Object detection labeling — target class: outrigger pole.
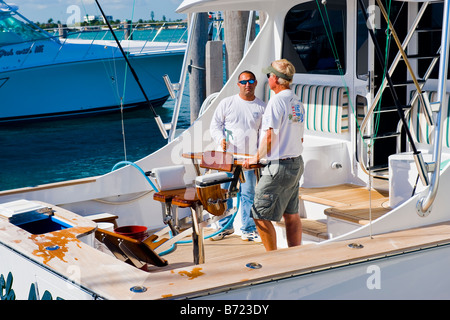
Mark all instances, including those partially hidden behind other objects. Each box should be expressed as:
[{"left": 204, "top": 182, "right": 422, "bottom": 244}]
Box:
[{"left": 94, "top": 0, "right": 168, "bottom": 139}]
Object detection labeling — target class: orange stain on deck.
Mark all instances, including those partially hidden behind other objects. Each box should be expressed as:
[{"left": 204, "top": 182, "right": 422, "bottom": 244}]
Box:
[
  {"left": 30, "top": 227, "right": 91, "bottom": 265},
  {"left": 178, "top": 267, "right": 204, "bottom": 280}
]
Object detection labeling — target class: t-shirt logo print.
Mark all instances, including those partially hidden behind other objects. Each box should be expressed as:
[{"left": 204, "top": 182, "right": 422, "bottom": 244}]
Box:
[{"left": 289, "top": 102, "right": 304, "bottom": 123}]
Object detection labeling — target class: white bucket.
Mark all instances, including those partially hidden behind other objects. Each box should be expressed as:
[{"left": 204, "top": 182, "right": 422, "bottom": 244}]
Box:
[{"left": 97, "top": 222, "right": 114, "bottom": 232}]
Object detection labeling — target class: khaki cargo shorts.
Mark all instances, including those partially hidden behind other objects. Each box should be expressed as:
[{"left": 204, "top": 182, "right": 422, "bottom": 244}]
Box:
[{"left": 251, "top": 155, "right": 304, "bottom": 222}]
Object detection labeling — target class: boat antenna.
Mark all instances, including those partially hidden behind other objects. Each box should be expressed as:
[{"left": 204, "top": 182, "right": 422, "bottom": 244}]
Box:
[{"left": 94, "top": 0, "right": 168, "bottom": 139}]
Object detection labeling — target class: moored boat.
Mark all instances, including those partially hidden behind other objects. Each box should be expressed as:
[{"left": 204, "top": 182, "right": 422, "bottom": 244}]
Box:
[{"left": 0, "top": 1, "right": 186, "bottom": 122}]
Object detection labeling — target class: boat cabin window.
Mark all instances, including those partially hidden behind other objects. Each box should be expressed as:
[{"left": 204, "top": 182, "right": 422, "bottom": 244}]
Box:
[
  {"left": 283, "top": 0, "right": 346, "bottom": 75},
  {"left": 0, "top": 12, "right": 45, "bottom": 46}
]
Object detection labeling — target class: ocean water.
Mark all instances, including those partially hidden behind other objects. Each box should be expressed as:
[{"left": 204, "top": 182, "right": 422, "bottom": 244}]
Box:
[
  {"left": 0, "top": 93, "right": 191, "bottom": 192},
  {"left": 0, "top": 28, "right": 192, "bottom": 192},
  {"left": 65, "top": 26, "right": 188, "bottom": 43}
]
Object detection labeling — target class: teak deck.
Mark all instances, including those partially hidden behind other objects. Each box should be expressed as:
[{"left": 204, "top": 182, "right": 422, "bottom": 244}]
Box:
[
  {"left": 99, "top": 221, "right": 450, "bottom": 299},
  {"left": 299, "top": 183, "right": 389, "bottom": 207},
  {"left": 300, "top": 183, "right": 391, "bottom": 224},
  {"left": 148, "top": 231, "right": 266, "bottom": 272},
  {"left": 3, "top": 199, "right": 450, "bottom": 299}
]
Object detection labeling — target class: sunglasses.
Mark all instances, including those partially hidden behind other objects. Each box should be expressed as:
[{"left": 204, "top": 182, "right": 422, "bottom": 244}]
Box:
[{"left": 238, "top": 79, "right": 256, "bottom": 85}]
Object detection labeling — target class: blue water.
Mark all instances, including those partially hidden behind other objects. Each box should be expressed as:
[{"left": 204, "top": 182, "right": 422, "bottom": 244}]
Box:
[
  {"left": 0, "top": 28, "right": 193, "bottom": 191},
  {"left": 65, "top": 27, "right": 188, "bottom": 43},
  {"left": 0, "top": 26, "right": 230, "bottom": 192},
  {"left": 0, "top": 93, "right": 191, "bottom": 191}
]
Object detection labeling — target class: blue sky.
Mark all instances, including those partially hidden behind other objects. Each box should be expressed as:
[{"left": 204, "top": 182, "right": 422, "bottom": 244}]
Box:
[{"left": 7, "top": 0, "right": 186, "bottom": 24}]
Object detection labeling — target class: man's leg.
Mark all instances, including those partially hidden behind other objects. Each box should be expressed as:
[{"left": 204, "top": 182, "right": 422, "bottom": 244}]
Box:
[
  {"left": 254, "top": 219, "right": 277, "bottom": 251},
  {"left": 240, "top": 170, "right": 257, "bottom": 233},
  {"left": 283, "top": 213, "right": 302, "bottom": 247}
]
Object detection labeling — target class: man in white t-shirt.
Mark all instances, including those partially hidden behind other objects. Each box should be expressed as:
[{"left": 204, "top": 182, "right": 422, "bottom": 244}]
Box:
[
  {"left": 209, "top": 70, "right": 266, "bottom": 241},
  {"left": 243, "top": 59, "right": 305, "bottom": 251}
]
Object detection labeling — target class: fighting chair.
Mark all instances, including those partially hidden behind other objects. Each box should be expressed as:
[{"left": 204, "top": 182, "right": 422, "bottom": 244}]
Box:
[{"left": 151, "top": 151, "right": 243, "bottom": 264}]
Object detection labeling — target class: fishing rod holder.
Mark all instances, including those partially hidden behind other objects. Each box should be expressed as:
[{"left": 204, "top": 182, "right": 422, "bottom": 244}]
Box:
[
  {"left": 155, "top": 116, "right": 169, "bottom": 139},
  {"left": 163, "top": 74, "right": 180, "bottom": 99}
]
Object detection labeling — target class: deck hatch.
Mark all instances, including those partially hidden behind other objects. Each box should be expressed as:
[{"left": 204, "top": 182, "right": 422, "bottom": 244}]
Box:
[{"left": 9, "top": 207, "right": 71, "bottom": 234}]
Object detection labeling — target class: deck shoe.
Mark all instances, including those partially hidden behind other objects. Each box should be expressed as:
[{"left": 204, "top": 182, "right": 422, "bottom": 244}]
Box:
[
  {"left": 241, "top": 231, "right": 262, "bottom": 242},
  {"left": 209, "top": 228, "right": 234, "bottom": 241}
]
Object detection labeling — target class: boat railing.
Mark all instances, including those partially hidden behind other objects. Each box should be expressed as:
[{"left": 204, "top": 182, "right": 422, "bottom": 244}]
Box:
[
  {"left": 358, "top": 2, "right": 431, "bottom": 179},
  {"left": 359, "top": 0, "right": 450, "bottom": 216},
  {"left": 56, "top": 22, "right": 187, "bottom": 56},
  {"left": 416, "top": 0, "right": 450, "bottom": 217},
  {"left": 2, "top": 22, "right": 187, "bottom": 69},
  {"left": 46, "top": 21, "right": 187, "bottom": 43}
]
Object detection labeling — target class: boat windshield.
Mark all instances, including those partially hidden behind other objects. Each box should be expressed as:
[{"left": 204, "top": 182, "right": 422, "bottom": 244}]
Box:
[{"left": 0, "top": 12, "right": 48, "bottom": 46}]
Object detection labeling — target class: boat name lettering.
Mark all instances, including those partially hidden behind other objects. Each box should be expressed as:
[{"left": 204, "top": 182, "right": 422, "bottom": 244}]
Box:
[
  {"left": 35, "top": 45, "right": 44, "bottom": 53},
  {"left": 15, "top": 47, "right": 32, "bottom": 55},
  {"left": 0, "top": 49, "right": 13, "bottom": 58},
  {"left": 0, "top": 45, "right": 44, "bottom": 59}
]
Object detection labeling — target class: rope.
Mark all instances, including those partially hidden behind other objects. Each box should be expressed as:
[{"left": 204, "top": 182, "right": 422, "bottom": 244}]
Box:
[
  {"left": 372, "top": 0, "right": 393, "bottom": 143},
  {"left": 314, "top": 0, "right": 359, "bottom": 137},
  {"left": 316, "top": 0, "right": 393, "bottom": 232},
  {"left": 119, "top": 0, "right": 136, "bottom": 161},
  {"left": 315, "top": 0, "right": 392, "bottom": 147},
  {"left": 80, "top": 0, "right": 135, "bottom": 161}
]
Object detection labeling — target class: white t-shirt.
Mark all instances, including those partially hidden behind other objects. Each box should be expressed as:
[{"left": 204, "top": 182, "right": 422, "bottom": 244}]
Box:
[
  {"left": 210, "top": 94, "right": 266, "bottom": 155},
  {"left": 260, "top": 89, "right": 305, "bottom": 160}
]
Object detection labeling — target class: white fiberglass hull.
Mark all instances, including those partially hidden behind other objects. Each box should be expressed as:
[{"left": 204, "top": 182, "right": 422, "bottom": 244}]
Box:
[
  {"left": 3, "top": 0, "right": 450, "bottom": 302},
  {"left": 0, "top": 241, "right": 98, "bottom": 300},
  {"left": 198, "top": 243, "right": 450, "bottom": 300},
  {"left": 0, "top": 52, "right": 183, "bottom": 122},
  {"left": 1, "top": 207, "right": 450, "bottom": 300}
]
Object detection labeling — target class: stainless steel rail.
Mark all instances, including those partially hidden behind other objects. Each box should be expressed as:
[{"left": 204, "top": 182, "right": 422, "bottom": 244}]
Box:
[
  {"left": 417, "top": 0, "right": 450, "bottom": 216},
  {"left": 359, "top": 2, "right": 430, "bottom": 177}
]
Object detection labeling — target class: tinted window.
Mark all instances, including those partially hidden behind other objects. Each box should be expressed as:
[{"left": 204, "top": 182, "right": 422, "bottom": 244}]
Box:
[{"left": 283, "top": 1, "right": 346, "bottom": 74}]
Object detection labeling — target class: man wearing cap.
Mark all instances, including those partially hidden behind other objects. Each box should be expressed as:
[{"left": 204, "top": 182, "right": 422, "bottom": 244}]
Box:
[
  {"left": 243, "top": 59, "right": 305, "bottom": 251},
  {"left": 209, "top": 70, "right": 266, "bottom": 242}
]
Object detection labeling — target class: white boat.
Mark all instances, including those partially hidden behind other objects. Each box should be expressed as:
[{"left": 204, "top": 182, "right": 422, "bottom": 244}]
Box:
[
  {"left": 1, "top": 0, "right": 450, "bottom": 301},
  {"left": 0, "top": 1, "right": 186, "bottom": 122}
]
